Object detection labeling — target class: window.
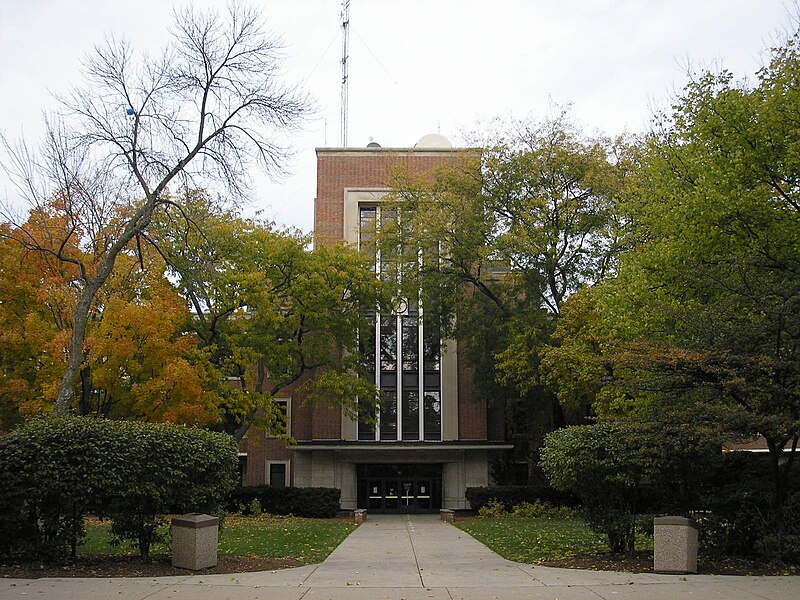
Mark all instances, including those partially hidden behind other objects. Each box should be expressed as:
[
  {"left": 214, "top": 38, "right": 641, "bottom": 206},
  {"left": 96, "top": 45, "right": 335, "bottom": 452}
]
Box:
[
  {"left": 238, "top": 453, "right": 248, "bottom": 486},
  {"left": 267, "top": 461, "right": 288, "bottom": 488},
  {"left": 357, "top": 205, "right": 442, "bottom": 441}
]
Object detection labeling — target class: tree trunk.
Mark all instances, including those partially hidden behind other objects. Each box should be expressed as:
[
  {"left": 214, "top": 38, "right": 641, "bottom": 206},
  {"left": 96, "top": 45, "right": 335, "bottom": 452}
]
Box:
[
  {"left": 53, "top": 200, "right": 157, "bottom": 415},
  {"left": 79, "top": 364, "right": 93, "bottom": 415},
  {"left": 54, "top": 280, "right": 101, "bottom": 415}
]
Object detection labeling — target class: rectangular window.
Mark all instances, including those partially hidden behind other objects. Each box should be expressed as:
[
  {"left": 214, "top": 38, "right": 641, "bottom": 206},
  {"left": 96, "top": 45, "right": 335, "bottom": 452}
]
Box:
[
  {"left": 359, "top": 206, "right": 377, "bottom": 270},
  {"left": 424, "top": 391, "right": 442, "bottom": 441},
  {"left": 380, "top": 390, "right": 397, "bottom": 441},
  {"left": 358, "top": 397, "right": 376, "bottom": 440},
  {"left": 423, "top": 316, "right": 441, "bottom": 372},
  {"left": 356, "top": 203, "right": 445, "bottom": 443},
  {"left": 380, "top": 316, "right": 397, "bottom": 372},
  {"left": 401, "top": 315, "right": 419, "bottom": 371},
  {"left": 268, "top": 462, "right": 287, "bottom": 488},
  {"left": 359, "top": 313, "right": 376, "bottom": 373},
  {"left": 357, "top": 311, "right": 377, "bottom": 439},
  {"left": 380, "top": 208, "right": 398, "bottom": 283},
  {"left": 402, "top": 389, "right": 419, "bottom": 440}
]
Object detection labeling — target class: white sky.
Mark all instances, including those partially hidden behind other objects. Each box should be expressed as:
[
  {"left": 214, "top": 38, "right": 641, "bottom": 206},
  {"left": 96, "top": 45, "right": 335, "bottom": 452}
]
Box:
[{"left": 0, "top": 0, "right": 794, "bottom": 232}]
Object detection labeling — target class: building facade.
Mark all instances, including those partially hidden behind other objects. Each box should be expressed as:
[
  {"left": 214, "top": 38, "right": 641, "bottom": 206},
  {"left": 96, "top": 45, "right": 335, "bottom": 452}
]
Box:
[{"left": 239, "top": 135, "right": 511, "bottom": 512}]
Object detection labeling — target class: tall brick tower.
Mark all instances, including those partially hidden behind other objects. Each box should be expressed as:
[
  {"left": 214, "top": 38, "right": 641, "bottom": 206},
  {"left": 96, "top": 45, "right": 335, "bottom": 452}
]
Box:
[{"left": 239, "top": 134, "right": 511, "bottom": 512}]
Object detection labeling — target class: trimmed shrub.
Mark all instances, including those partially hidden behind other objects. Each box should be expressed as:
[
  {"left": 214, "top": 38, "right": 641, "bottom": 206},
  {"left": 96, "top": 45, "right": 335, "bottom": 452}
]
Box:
[
  {"left": 511, "top": 501, "right": 577, "bottom": 520},
  {"left": 541, "top": 420, "right": 731, "bottom": 554},
  {"left": 228, "top": 486, "right": 341, "bottom": 518},
  {"left": 0, "top": 417, "right": 239, "bottom": 561},
  {"left": 0, "top": 417, "right": 130, "bottom": 560},
  {"left": 477, "top": 499, "right": 506, "bottom": 518},
  {"left": 282, "top": 487, "right": 341, "bottom": 518},
  {"left": 540, "top": 423, "right": 648, "bottom": 553},
  {"left": 465, "top": 485, "right": 577, "bottom": 513},
  {"left": 101, "top": 421, "right": 239, "bottom": 557},
  {"left": 698, "top": 452, "right": 800, "bottom": 560}
]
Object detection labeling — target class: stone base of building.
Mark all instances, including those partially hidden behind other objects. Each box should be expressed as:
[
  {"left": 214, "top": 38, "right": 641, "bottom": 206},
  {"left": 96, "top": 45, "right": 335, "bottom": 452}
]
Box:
[{"left": 291, "top": 442, "right": 509, "bottom": 511}]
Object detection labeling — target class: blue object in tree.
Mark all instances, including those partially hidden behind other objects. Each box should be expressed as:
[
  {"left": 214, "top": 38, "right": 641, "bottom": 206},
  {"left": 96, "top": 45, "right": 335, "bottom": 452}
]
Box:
[{"left": 126, "top": 107, "right": 135, "bottom": 116}]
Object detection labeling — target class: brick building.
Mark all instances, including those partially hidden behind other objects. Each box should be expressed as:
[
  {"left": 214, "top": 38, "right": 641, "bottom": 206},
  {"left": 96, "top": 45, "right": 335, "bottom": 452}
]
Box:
[{"left": 239, "top": 134, "right": 511, "bottom": 512}]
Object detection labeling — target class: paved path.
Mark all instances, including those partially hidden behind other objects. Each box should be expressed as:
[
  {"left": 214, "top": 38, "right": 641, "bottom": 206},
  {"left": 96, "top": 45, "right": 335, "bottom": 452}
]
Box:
[{"left": 2, "top": 514, "right": 799, "bottom": 599}]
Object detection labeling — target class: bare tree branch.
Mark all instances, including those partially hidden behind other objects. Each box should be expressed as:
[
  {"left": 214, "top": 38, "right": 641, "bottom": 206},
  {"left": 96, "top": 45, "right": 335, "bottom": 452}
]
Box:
[{"left": 0, "top": 3, "right": 310, "bottom": 414}]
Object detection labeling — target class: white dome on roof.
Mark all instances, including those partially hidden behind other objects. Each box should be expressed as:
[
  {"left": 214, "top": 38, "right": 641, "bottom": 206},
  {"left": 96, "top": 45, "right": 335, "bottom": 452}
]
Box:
[{"left": 414, "top": 134, "right": 452, "bottom": 148}]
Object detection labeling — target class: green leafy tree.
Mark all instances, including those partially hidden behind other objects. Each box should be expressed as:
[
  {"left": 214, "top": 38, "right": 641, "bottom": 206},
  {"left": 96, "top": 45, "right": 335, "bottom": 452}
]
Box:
[
  {"left": 541, "top": 422, "right": 646, "bottom": 553},
  {"left": 545, "top": 28, "right": 800, "bottom": 548},
  {"left": 623, "top": 32, "right": 800, "bottom": 501},
  {"left": 380, "top": 114, "right": 630, "bottom": 480},
  {"left": 150, "top": 194, "right": 388, "bottom": 441}
]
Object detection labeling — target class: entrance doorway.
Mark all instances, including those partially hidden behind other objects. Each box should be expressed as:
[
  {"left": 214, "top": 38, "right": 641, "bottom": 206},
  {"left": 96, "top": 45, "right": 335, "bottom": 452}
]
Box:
[{"left": 357, "top": 464, "right": 442, "bottom": 513}]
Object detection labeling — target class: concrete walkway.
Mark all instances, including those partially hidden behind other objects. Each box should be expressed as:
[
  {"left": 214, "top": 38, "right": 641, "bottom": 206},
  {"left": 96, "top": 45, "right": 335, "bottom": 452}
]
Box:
[{"left": 2, "top": 514, "right": 799, "bottom": 599}]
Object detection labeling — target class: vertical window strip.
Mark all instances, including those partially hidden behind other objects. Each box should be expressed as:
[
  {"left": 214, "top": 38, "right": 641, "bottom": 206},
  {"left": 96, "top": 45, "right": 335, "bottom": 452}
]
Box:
[
  {"left": 418, "top": 298, "right": 425, "bottom": 439},
  {"left": 358, "top": 203, "right": 444, "bottom": 442}
]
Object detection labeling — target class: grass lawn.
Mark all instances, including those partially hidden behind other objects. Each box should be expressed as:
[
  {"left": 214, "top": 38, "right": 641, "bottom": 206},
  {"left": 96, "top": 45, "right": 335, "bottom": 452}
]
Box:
[
  {"left": 80, "top": 515, "right": 356, "bottom": 565},
  {"left": 454, "top": 516, "right": 652, "bottom": 563}
]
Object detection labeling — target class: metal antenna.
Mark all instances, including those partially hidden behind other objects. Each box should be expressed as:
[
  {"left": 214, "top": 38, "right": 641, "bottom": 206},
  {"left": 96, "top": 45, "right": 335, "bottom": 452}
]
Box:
[{"left": 340, "top": 0, "right": 350, "bottom": 147}]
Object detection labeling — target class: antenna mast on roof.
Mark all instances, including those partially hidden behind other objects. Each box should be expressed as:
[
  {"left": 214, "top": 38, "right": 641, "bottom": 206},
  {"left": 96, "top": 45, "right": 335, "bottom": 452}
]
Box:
[{"left": 340, "top": 0, "right": 350, "bottom": 147}]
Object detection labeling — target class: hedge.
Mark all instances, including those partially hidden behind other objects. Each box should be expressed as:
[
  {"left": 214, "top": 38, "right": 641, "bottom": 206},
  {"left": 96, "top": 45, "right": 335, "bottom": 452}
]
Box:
[
  {"left": 541, "top": 421, "right": 734, "bottom": 554},
  {"left": 698, "top": 452, "right": 800, "bottom": 561},
  {"left": 0, "top": 417, "right": 239, "bottom": 561},
  {"left": 228, "top": 486, "right": 341, "bottom": 518},
  {"left": 465, "top": 485, "right": 577, "bottom": 513}
]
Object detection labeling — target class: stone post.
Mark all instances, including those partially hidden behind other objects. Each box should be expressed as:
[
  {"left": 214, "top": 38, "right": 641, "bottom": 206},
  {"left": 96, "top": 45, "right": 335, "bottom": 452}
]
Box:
[
  {"left": 172, "top": 513, "right": 219, "bottom": 570},
  {"left": 653, "top": 516, "right": 698, "bottom": 574}
]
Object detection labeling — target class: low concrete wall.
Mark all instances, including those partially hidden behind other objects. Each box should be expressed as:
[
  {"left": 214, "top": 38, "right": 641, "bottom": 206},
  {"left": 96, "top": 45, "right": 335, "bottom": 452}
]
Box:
[{"left": 441, "top": 508, "right": 475, "bottom": 522}]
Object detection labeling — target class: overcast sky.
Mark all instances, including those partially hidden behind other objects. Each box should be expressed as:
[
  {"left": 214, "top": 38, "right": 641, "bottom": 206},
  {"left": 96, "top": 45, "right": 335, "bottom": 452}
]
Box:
[{"left": 0, "top": 0, "right": 794, "bottom": 232}]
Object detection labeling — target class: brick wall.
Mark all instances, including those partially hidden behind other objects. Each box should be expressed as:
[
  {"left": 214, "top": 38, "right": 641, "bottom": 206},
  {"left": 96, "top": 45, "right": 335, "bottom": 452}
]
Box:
[
  {"left": 291, "top": 397, "right": 312, "bottom": 440},
  {"left": 316, "top": 146, "right": 488, "bottom": 443},
  {"left": 315, "top": 149, "right": 468, "bottom": 245},
  {"left": 312, "top": 400, "right": 342, "bottom": 439},
  {"left": 239, "top": 436, "right": 291, "bottom": 486},
  {"left": 457, "top": 342, "right": 488, "bottom": 440}
]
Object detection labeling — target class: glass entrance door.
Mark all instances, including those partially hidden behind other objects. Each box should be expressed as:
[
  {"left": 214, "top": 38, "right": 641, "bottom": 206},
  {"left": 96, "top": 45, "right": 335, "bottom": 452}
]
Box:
[
  {"left": 384, "top": 482, "right": 399, "bottom": 510},
  {"left": 416, "top": 480, "right": 432, "bottom": 510},
  {"left": 368, "top": 481, "right": 383, "bottom": 510},
  {"left": 401, "top": 481, "right": 414, "bottom": 512},
  {"left": 357, "top": 464, "right": 442, "bottom": 513}
]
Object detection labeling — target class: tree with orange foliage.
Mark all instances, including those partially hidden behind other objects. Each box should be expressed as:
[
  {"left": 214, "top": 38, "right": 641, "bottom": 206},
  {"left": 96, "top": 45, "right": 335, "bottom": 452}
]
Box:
[
  {"left": 0, "top": 213, "right": 222, "bottom": 428},
  {"left": 1, "top": 4, "right": 308, "bottom": 416}
]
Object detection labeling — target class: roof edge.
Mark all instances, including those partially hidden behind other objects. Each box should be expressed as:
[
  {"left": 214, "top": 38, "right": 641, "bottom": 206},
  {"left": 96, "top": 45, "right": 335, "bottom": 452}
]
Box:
[{"left": 315, "top": 147, "right": 476, "bottom": 155}]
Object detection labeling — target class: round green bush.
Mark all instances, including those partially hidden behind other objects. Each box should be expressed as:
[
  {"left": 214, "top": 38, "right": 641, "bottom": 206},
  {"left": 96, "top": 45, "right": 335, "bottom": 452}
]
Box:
[{"left": 0, "top": 417, "right": 238, "bottom": 560}]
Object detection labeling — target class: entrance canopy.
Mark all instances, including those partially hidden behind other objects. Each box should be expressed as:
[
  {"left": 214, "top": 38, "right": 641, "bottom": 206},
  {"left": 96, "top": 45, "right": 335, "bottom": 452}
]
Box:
[{"left": 292, "top": 440, "right": 513, "bottom": 452}]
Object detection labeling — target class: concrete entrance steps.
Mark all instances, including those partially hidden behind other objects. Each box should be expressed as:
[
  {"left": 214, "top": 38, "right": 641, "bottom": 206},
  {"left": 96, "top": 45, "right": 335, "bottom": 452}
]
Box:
[{"left": 2, "top": 513, "right": 800, "bottom": 599}]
